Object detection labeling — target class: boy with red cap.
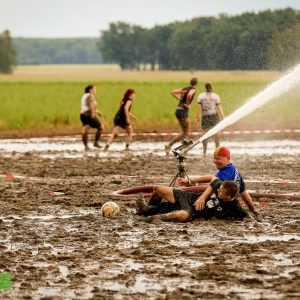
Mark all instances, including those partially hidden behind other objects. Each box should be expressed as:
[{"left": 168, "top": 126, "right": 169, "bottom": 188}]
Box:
[{"left": 176, "top": 146, "right": 259, "bottom": 217}]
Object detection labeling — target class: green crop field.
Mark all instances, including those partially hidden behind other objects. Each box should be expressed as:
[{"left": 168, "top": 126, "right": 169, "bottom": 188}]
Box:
[{"left": 0, "top": 65, "right": 298, "bottom": 135}]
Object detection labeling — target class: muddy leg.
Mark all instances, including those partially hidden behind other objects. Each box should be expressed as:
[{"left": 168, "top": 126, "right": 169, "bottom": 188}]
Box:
[
  {"left": 142, "top": 210, "right": 190, "bottom": 223},
  {"left": 167, "top": 117, "right": 189, "bottom": 148},
  {"left": 148, "top": 185, "right": 175, "bottom": 206},
  {"left": 82, "top": 125, "right": 89, "bottom": 150}
]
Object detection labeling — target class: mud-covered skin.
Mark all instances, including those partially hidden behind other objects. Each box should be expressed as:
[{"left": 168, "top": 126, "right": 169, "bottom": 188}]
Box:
[{"left": 0, "top": 150, "right": 299, "bottom": 299}]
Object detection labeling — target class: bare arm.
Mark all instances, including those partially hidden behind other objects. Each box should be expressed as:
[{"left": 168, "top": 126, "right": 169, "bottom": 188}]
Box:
[
  {"left": 129, "top": 112, "right": 137, "bottom": 120},
  {"left": 240, "top": 191, "right": 260, "bottom": 217},
  {"left": 124, "top": 100, "right": 132, "bottom": 123},
  {"left": 216, "top": 103, "right": 224, "bottom": 120},
  {"left": 194, "top": 185, "right": 213, "bottom": 211},
  {"left": 196, "top": 103, "right": 202, "bottom": 122},
  {"left": 176, "top": 175, "right": 214, "bottom": 186},
  {"left": 170, "top": 88, "right": 182, "bottom": 100},
  {"left": 96, "top": 109, "right": 103, "bottom": 117},
  {"left": 87, "top": 96, "right": 96, "bottom": 118},
  {"left": 184, "top": 89, "right": 196, "bottom": 109}
]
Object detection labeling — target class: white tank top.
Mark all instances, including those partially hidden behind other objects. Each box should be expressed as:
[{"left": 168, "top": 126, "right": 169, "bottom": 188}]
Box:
[{"left": 81, "top": 93, "right": 96, "bottom": 114}]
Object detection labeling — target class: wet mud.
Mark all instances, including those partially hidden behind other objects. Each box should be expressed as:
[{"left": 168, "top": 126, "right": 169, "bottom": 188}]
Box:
[{"left": 0, "top": 138, "right": 299, "bottom": 299}]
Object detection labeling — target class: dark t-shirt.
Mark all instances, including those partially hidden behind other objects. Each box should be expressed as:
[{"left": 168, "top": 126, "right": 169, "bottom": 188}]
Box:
[
  {"left": 199, "top": 179, "right": 247, "bottom": 220},
  {"left": 173, "top": 178, "right": 247, "bottom": 220}
]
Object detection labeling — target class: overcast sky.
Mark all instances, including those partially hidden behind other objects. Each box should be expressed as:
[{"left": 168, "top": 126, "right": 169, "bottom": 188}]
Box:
[{"left": 1, "top": 0, "right": 299, "bottom": 38}]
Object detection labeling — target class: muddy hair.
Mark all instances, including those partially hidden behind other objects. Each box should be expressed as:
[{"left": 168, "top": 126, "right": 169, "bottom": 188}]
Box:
[
  {"left": 85, "top": 85, "right": 94, "bottom": 93},
  {"left": 222, "top": 181, "right": 239, "bottom": 199},
  {"left": 205, "top": 82, "right": 213, "bottom": 92}
]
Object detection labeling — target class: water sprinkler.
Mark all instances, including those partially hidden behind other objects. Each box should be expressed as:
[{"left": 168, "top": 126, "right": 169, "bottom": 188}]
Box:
[
  {"left": 176, "top": 137, "right": 202, "bottom": 158},
  {"left": 169, "top": 139, "right": 194, "bottom": 186}
]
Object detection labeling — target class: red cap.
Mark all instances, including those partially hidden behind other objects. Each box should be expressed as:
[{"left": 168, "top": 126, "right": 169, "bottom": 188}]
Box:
[{"left": 214, "top": 146, "right": 230, "bottom": 158}]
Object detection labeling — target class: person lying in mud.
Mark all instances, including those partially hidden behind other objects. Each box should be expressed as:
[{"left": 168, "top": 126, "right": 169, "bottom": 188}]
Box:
[
  {"left": 176, "top": 146, "right": 260, "bottom": 217},
  {"left": 136, "top": 178, "right": 248, "bottom": 223}
]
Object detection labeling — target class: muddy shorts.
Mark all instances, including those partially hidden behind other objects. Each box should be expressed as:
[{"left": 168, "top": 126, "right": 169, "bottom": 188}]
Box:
[
  {"left": 114, "top": 112, "right": 130, "bottom": 129},
  {"left": 202, "top": 113, "right": 220, "bottom": 130},
  {"left": 80, "top": 113, "right": 101, "bottom": 128},
  {"left": 175, "top": 108, "right": 189, "bottom": 122},
  {"left": 173, "top": 188, "right": 201, "bottom": 220}
]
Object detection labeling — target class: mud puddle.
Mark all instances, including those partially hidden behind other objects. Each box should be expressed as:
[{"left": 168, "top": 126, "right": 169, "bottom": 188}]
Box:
[
  {"left": 0, "top": 137, "right": 300, "bottom": 159},
  {"left": 0, "top": 137, "right": 299, "bottom": 299}
]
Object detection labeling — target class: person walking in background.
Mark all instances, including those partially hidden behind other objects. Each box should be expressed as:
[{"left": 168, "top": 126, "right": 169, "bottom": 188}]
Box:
[
  {"left": 165, "top": 77, "right": 198, "bottom": 155},
  {"left": 80, "top": 85, "right": 103, "bottom": 151},
  {"left": 104, "top": 88, "right": 137, "bottom": 151},
  {"left": 196, "top": 82, "right": 224, "bottom": 156}
]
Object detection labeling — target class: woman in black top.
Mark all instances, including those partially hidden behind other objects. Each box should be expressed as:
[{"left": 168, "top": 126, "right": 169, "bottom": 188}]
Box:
[
  {"left": 165, "top": 78, "right": 198, "bottom": 155},
  {"left": 105, "top": 88, "right": 137, "bottom": 151}
]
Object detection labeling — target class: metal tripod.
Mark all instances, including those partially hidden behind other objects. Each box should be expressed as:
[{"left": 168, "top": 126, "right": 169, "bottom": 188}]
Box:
[{"left": 169, "top": 139, "right": 193, "bottom": 187}]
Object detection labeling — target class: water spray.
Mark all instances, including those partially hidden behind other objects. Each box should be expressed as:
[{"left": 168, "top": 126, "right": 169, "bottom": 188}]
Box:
[{"left": 175, "top": 63, "right": 300, "bottom": 158}]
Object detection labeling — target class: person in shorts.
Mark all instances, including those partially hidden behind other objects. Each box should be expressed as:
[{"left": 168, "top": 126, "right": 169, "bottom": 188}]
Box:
[
  {"left": 165, "top": 78, "right": 198, "bottom": 155},
  {"left": 196, "top": 82, "right": 224, "bottom": 156},
  {"left": 104, "top": 88, "right": 137, "bottom": 151},
  {"left": 136, "top": 178, "right": 248, "bottom": 223},
  {"left": 80, "top": 85, "right": 103, "bottom": 151},
  {"left": 176, "top": 146, "right": 260, "bottom": 218}
]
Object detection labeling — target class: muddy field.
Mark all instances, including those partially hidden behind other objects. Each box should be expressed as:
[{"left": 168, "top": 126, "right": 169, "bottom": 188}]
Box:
[{"left": 0, "top": 137, "right": 299, "bottom": 299}]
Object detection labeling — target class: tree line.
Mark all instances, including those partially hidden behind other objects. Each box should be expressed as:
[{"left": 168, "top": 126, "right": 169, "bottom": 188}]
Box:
[
  {"left": 99, "top": 8, "right": 300, "bottom": 71},
  {"left": 0, "top": 30, "right": 16, "bottom": 73},
  {"left": 0, "top": 8, "right": 299, "bottom": 73},
  {"left": 0, "top": 36, "right": 102, "bottom": 73},
  {"left": 13, "top": 38, "right": 102, "bottom": 65}
]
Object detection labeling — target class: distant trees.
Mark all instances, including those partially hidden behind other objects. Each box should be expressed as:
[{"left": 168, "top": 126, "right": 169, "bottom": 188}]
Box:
[
  {"left": 99, "top": 8, "right": 300, "bottom": 70},
  {"left": 13, "top": 38, "right": 102, "bottom": 65},
  {"left": 99, "top": 22, "right": 150, "bottom": 70},
  {"left": 6, "top": 8, "right": 300, "bottom": 70},
  {"left": 0, "top": 30, "right": 16, "bottom": 73},
  {"left": 267, "top": 23, "right": 300, "bottom": 70}
]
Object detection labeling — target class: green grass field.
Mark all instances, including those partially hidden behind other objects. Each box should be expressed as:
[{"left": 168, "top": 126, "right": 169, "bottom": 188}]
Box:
[{"left": 0, "top": 65, "right": 298, "bottom": 134}]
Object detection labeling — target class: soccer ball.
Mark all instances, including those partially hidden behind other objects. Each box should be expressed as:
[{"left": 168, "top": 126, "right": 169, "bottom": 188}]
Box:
[{"left": 100, "top": 201, "right": 120, "bottom": 217}]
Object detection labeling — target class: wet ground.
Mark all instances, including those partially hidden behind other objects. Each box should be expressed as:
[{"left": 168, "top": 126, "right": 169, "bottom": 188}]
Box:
[{"left": 0, "top": 136, "right": 299, "bottom": 299}]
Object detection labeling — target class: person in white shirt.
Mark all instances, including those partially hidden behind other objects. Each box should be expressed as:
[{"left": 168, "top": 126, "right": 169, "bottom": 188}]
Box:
[
  {"left": 196, "top": 82, "right": 224, "bottom": 156},
  {"left": 80, "top": 85, "right": 103, "bottom": 150}
]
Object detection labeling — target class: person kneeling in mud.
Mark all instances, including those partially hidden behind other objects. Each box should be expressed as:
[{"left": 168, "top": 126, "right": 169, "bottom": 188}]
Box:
[{"left": 136, "top": 178, "right": 248, "bottom": 223}]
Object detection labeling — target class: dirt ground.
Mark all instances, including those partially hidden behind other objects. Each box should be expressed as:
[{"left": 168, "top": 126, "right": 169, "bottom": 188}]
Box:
[{"left": 0, "top": 138, "right": 299, "bottom": 300}]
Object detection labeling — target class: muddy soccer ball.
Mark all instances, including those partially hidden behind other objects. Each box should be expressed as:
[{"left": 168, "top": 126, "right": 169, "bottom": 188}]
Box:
[{"left": 100, "top": 202, "right": 120, "bottom": 217}]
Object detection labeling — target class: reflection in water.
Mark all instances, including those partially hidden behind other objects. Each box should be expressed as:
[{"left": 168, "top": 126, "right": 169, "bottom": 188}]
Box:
[{"left": 0, "top": 137, "right": 299, "bottom": 159}]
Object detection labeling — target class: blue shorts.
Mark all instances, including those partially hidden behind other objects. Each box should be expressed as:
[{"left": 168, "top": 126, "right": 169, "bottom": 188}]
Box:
[{"left": 175, "top": 108, "right": 189, "bottom": 122}]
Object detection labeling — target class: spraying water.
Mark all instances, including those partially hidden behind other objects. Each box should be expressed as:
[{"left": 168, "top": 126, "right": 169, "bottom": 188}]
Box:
[{"left": 181, "top": 63, "right": 300, "bottom": 156}]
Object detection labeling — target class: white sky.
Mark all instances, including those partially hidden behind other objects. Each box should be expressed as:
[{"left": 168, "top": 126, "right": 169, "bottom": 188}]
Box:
[{"left": 0, "top": 0, "right": 299, "bottom": 38}]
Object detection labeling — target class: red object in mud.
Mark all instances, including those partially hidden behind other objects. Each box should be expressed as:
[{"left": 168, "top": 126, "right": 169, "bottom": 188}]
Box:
[
  {"left": 5, "top": 172, "right": 15, "bottom": 181},
  {"left": 113, "top": 184, "right": 300, "bottom": 201}
]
